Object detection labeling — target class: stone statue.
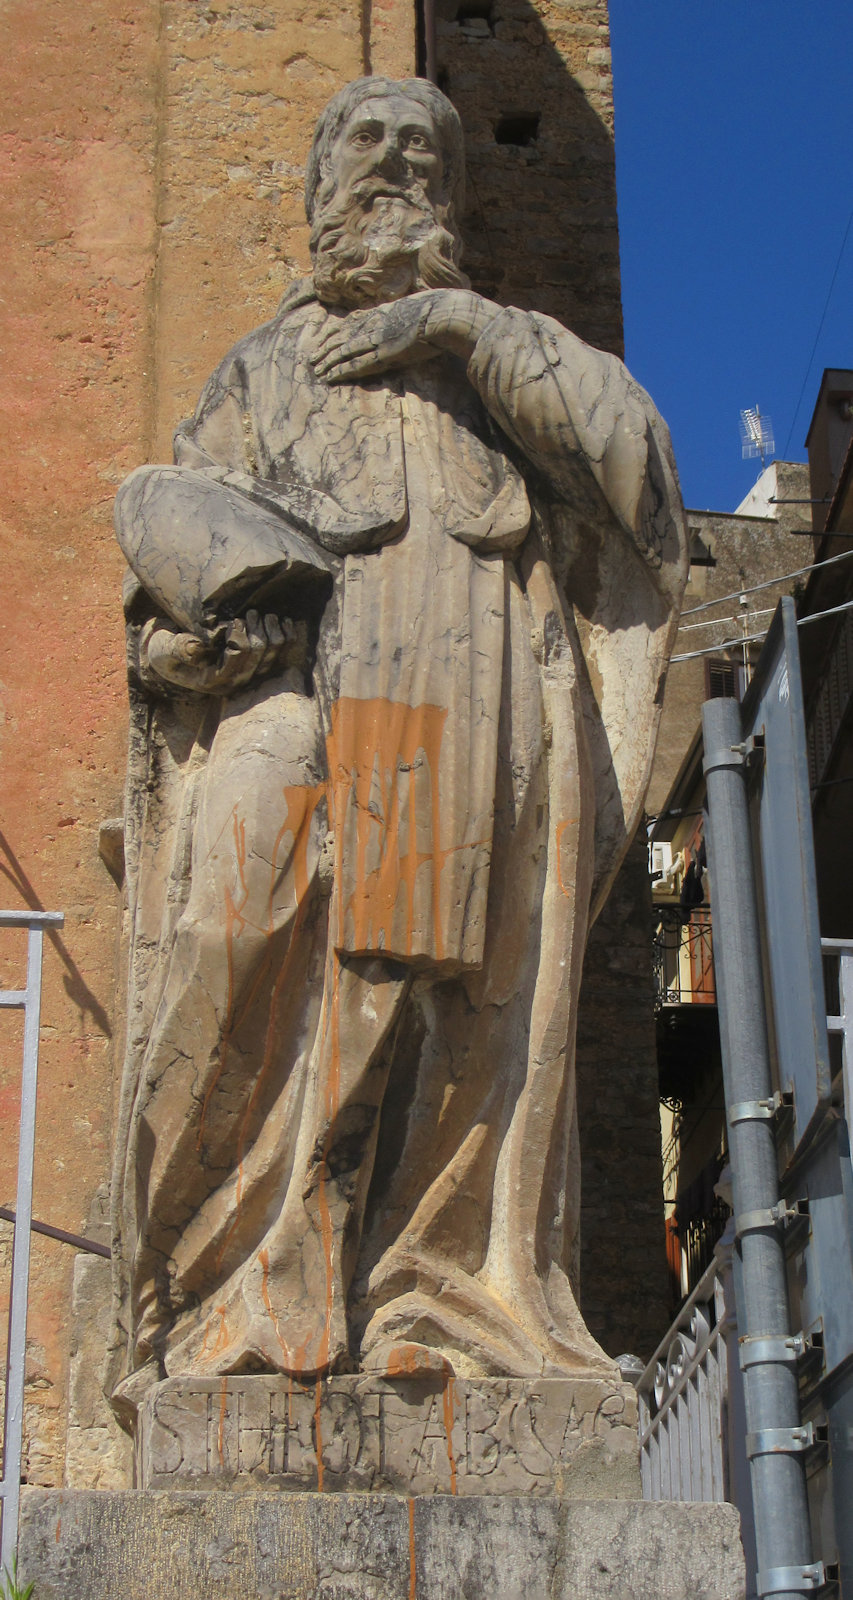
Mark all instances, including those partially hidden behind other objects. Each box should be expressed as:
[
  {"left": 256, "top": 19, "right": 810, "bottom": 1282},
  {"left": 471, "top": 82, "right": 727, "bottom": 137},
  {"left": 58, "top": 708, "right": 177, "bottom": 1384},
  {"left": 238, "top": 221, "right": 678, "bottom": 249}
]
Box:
[{"left": 108, "top": 76, "right": 687, "bottom": 1423}]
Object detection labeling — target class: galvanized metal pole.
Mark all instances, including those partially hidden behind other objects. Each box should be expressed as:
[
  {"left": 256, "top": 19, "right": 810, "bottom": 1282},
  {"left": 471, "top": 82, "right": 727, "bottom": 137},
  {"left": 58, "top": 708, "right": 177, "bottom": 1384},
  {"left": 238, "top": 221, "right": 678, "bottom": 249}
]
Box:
[
  {"left": 1, "top": 929, "right": 44, "bottom": 1578},
  {"left": 0, "top": 911, "right": 63, "bottom": 1580},
  {"left": 702, "top": 698, "right": 819, "bottom": 1600}
]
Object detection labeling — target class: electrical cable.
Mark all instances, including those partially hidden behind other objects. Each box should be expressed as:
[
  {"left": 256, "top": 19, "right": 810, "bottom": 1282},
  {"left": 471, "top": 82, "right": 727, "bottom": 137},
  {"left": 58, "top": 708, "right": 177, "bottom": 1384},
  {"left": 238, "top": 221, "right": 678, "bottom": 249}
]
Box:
[
  {"left": 681, "top": 543, "right": 853, "bottom": 618},
  {"left": 678, "top": 607, "right": 774, "bottom": 635},
  {"left": 670, "top": 597, "right": 853, "bottom": 663},
  {"left": 782, "top": 204, "right": 853, "bottom": 459}
]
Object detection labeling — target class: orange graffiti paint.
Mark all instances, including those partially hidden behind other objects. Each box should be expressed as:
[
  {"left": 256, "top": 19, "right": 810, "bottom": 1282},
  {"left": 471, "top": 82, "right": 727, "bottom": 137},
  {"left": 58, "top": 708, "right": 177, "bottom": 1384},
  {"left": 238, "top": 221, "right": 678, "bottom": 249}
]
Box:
[
  {"left": 258, "top": 1247, "right": 291, "bottom": 1368},
  {"left": 214, "top": 781, "right": 324, "bottom": 1275},
  {"left": 326, "top": 696, "right": 449, "bottom": 960},
  {"left": 442, "top": 1376, "right": 457, "bottom": 1495},
  {"left": 197, "top": 806, "right": 251, "bottom": 1150}
]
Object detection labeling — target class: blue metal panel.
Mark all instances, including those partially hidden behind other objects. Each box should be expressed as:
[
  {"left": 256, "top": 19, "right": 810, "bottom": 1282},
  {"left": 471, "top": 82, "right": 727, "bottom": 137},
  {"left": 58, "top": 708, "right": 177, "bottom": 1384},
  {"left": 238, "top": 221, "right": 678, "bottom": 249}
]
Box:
[{"left": 740, "top": 599, "right": 832, "bottom": 1147}]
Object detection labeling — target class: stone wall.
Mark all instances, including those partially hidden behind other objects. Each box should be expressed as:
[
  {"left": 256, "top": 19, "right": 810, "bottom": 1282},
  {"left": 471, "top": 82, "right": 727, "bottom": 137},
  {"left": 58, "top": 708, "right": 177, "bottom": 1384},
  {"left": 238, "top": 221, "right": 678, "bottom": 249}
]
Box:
[
  {"left": 0, "top": 0, "right": 161, "bottom": 1486},
  {"left": 649, "top": 460, "right": 813, "bottom": 816},
  {"left": 0, "top": 0, "right": 668, "bottom": 1489}
]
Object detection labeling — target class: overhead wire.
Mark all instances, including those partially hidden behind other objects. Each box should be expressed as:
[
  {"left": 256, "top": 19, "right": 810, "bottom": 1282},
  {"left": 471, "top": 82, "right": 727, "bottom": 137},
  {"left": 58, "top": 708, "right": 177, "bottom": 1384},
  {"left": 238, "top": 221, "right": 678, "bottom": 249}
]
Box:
[
  {"left": 680, "top": 543, "right": 853, "bottom": 618},
  {"left": 678, "top": 607, "right": 774, "bottom": 635},
  {"left": 671, "top": 596, "right": 853, "bottom": 663},
  {"left": 782, "top": 205, "right": 853, "bottom": 459}
]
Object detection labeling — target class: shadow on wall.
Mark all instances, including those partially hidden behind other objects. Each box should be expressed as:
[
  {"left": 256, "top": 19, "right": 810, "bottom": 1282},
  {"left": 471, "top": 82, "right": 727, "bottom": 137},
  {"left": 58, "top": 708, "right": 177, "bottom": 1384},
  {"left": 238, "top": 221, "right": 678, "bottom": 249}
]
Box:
[
  {"left": 0, "top": 827, "right": 112, "bottom": 1039},
  {"left": 425, "top": 0, "right": 622, "bottom": 354}
]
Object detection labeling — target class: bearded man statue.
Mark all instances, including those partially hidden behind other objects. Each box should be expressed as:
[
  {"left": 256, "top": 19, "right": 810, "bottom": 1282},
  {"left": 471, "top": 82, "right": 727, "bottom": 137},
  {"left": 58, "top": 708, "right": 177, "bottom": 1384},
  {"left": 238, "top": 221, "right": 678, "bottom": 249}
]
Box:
[{"left": 108, "top": 76, "right": 687, "bottom": 1423}]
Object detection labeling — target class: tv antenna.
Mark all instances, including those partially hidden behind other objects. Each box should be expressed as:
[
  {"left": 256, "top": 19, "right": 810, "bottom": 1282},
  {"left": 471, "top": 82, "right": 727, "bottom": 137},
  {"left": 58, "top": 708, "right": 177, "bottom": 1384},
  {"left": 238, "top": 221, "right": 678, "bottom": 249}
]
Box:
[{"left": 739, "top": 406, "right": 775, "bottom": 470}]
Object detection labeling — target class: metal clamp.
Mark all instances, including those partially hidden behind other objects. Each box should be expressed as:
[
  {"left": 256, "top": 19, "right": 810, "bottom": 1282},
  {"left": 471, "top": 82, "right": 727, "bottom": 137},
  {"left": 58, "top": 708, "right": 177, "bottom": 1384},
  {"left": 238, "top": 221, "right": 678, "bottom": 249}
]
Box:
[
  {"left": 739, "top": 1331, "right": 806, "bottom": 1370},
  {"left": 746, "top": 1421, "right": 817, "bottom": 1458},
  {"left": 736, "top": 1198, "right": 807, "bottom": 1237},
  {"left": 729, "top": 1090, "right": 788, "bottom": 1126},
  {"left": 756, "top": 1562, "right": 825, "bottom": 1595}
]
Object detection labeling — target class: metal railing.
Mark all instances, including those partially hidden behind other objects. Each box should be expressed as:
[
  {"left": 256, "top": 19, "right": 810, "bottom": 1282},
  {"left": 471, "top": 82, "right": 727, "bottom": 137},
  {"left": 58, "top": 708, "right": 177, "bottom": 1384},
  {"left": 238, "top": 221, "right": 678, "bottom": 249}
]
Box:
[
  {"left": 637, "top": 1225, "right": 758, "bottom": 1587},
  {"left": 639, "top": 1246, "right": 731, "bottom": 1502},
  {"left": 653, "top": 907, "right": 716, "bottom": 1009},
  {"left": 640, "top": 936, "right": 853, "bottom": 1595},
  {"left": 0, "top": 910, "right": 63, "bottom": 1578}
]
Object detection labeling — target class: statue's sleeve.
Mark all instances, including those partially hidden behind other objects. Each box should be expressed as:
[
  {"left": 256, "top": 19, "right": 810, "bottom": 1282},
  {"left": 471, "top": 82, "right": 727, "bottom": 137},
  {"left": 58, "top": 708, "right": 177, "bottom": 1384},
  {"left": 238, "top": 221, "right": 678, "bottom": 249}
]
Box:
[
  {"left": 468, "top": 306, "right": 688, "bottom": 920},
  {"left": 466, "top": 307, "right": 684, "bottom": 608},
  {"left": 172, "top": 354, "right": 259, "bottom": 478}
]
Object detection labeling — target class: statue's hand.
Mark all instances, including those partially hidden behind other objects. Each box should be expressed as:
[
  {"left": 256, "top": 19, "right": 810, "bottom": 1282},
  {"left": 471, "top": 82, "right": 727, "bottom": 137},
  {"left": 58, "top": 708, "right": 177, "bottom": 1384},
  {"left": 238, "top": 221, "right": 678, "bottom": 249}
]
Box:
[
  {"left": 311, "top": 289, "right": 501, "bottom": 383},
  {"left": 143, "top": 612, "right": 305, "bottom": 694}
]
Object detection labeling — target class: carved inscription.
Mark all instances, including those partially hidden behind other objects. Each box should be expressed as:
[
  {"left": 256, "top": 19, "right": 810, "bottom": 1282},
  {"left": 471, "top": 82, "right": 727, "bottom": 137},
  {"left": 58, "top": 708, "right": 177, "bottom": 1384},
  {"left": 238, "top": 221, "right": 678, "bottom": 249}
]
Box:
[{"left": 137, "top": 1376, "right": 640, "bottom": 1498}]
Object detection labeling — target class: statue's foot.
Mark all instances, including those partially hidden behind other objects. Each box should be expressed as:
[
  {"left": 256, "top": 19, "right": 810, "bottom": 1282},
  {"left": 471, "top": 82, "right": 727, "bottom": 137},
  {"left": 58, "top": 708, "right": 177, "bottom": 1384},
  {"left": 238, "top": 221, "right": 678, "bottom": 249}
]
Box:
[{"left": 361, "top": 1339, "right": 456, "bottom": 1379}]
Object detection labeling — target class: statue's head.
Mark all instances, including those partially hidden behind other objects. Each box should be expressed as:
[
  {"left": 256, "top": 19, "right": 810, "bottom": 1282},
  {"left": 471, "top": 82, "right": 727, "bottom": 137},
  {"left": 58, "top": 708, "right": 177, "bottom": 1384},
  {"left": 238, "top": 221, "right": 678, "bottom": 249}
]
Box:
[{"left": 305, "top": 77, "right": 469, "bottom": 309}]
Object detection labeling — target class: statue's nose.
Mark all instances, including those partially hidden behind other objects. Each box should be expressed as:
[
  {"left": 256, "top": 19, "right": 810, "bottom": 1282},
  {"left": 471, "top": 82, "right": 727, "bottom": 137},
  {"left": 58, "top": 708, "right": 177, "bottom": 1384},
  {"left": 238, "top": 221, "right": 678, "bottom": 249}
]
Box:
[{"left": 374, "top": 135, "right": 408, "bottom": 179}]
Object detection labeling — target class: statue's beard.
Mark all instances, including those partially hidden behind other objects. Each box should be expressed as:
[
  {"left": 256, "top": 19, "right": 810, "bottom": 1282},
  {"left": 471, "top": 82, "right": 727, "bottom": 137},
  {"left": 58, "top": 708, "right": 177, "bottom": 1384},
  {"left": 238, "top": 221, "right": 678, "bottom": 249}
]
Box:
[{"left": 310, "top": 179, "right": 469, "bottom": 309}]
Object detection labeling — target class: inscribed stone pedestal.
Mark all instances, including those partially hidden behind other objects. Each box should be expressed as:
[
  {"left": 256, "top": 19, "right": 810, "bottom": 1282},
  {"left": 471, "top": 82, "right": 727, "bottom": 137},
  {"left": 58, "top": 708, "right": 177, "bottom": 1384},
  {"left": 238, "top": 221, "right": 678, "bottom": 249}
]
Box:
[{"left": 136, "top": 1375, "right": 640, "bottom": 1499}]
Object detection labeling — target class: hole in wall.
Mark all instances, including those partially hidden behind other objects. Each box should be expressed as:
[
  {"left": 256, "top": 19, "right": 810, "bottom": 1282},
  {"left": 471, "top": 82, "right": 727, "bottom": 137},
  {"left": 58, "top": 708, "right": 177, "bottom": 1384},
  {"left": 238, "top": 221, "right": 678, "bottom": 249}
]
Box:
[
  {"left": 494, "top": 113, "right": 540, "bottom": 147},
  {"left": 457, "top": 0, "right": 494, "bottom": 31}
]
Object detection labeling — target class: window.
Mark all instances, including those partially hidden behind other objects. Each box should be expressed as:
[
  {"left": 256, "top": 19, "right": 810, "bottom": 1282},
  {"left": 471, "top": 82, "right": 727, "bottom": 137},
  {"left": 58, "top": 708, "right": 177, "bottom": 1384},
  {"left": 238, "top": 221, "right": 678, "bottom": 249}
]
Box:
[{"left": 705, "top": 657, "right": 748, "bottom": 700}]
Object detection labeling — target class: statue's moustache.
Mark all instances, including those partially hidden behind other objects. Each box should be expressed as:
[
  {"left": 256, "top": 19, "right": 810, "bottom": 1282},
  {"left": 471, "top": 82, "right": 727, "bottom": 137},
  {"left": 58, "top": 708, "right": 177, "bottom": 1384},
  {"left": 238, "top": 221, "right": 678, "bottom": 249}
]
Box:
[{"left": 345, "top": 176, "right": 431, "bottom": 211}]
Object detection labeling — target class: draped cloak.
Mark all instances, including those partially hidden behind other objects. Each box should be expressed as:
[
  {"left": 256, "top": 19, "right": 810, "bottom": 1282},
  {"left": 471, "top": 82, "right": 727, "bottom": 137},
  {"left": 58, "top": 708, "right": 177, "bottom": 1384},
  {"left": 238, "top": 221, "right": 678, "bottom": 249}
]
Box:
[{"left": 109, "top": 286, "right": 687, "bottom": 1412}]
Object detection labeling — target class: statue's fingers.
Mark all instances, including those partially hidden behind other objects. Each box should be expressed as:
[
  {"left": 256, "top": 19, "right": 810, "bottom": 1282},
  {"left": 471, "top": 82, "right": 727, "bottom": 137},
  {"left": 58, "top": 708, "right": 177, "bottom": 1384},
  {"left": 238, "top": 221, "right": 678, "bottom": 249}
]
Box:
[
  {"left": 263, "top": 614, "right": 285, "bottom": 648},
  {"left": 314, "top": 338, "right": 377, "bottom": 375}
]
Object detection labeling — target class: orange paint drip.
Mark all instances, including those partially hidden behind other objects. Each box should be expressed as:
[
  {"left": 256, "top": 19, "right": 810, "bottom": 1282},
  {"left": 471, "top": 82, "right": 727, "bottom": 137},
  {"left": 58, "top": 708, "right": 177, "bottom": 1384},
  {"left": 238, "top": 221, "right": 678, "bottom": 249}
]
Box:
[
  {"left": 203, "top": 1304, "right": 229, "bottom": 1360},
  {"left": 258, "top": 1247, "right": 291, "bottom": 1367},
  {"left": 314, "top": 1377, "right": 325, "bottom": 1492},
  {"left": 326, "top": 696, "right": 449, "bottom": 959},
  {"left": 408, "top": 1498, "right": 417, "bottom": 1600},
  {"left": 442, "top": 1377, "right": 457, "bottom": 1494},
  {"left": 386, "top": 1345, "right": 419, "bottom": 1378},
  {"left": 215, "top": 783, "right": 323, "bottom": 1275},
  {"left": 278, "top": 782, "right": 325, "bottom": 911},
  {"left": 198, "top": 807, "right": 251, "bottom": 1150}
]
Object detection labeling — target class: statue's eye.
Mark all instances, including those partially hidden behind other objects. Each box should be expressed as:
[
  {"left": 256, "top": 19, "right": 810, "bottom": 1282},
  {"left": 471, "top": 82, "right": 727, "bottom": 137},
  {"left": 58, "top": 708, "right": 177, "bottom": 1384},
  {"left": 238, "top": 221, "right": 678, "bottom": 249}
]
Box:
[
  {"left": 351, "top": 130, "right": 377, "bottom": 148},
  {"left": 406, "top": 134, "right": 432, "bottom": 151}
]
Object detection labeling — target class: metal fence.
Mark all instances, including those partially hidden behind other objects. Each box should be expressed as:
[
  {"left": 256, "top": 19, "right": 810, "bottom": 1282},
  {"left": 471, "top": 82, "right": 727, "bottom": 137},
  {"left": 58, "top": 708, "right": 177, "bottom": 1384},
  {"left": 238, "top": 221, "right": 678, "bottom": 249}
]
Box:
[
  {"left": 0, "top": 910, "right": 63, "bottom": 1579},
  {"left": 640, "top": 936, "right": 853, "bottom": 1596},
  {"left": 639, "top": 1244, "right": 730, "bottom": 1501}
]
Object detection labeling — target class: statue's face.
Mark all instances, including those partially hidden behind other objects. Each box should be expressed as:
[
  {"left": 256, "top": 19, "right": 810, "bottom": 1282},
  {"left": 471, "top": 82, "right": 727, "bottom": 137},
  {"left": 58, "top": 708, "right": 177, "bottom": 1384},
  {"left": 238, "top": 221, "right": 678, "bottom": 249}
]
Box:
[{"left": 331, "top": 94, "right": 444, "bottom": 208}]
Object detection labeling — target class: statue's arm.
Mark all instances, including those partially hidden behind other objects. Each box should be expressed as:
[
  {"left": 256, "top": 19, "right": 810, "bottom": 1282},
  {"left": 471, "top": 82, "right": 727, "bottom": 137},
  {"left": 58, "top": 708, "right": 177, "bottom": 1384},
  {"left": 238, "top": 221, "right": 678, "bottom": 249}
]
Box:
[
  {"left": 122, "top": 351, "right": 319, "bottom": 695},
  {"left": 464, "top": 307, "right": 685, "bottom": 594},
  {"left": 310, "top": 290, "right": 685, "bottom": 594}
]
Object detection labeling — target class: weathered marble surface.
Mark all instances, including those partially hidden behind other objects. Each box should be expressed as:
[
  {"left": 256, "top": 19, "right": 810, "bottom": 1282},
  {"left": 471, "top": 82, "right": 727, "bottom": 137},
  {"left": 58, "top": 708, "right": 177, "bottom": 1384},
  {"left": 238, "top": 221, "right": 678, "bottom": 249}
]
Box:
[
  {"left": 19, "top": 1489, "right": 746, "bottom": 1600},
  {"left": 109, "top": 77, "right": 688, "bottom": 1420},
  {"left": 136, "top": 1374, "right": 639, "bottom": 1498}
]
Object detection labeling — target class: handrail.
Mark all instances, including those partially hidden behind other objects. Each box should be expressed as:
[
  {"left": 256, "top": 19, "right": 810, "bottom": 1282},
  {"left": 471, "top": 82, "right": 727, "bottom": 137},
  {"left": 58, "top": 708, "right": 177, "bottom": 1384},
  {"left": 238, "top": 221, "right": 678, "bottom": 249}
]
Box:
[{"left": 0, "top": 910, "right": 64, "bottom": 1579}]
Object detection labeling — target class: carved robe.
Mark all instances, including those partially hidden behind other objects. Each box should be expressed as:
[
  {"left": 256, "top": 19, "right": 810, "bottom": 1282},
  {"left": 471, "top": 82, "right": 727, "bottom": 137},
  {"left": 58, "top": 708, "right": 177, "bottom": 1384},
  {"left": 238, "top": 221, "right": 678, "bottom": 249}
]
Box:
[{"left": 110, "top": 285, "right": 686, "bottom": 1414}]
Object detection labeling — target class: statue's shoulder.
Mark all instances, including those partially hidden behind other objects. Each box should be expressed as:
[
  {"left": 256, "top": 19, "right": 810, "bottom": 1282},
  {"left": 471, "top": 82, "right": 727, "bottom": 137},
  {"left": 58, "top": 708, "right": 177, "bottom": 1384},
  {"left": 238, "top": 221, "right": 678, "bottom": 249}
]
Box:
[{"left": 207, "top": 281, "right": 320, "bottom": 386}]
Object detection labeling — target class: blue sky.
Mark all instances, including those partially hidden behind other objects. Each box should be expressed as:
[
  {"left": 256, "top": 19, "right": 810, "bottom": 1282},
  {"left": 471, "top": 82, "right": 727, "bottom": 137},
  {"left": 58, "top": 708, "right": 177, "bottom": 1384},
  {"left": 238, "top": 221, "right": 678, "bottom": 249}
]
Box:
[{"left": 608, "top": 3, "right": 852, "bottom": 512}]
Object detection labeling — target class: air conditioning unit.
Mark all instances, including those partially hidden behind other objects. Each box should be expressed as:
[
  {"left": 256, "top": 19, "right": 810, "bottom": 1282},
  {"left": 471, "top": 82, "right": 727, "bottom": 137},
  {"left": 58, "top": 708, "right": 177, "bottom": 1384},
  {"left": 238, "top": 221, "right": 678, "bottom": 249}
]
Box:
[{"left": 650, "top": 841, "right": 673, "bottom": 880}]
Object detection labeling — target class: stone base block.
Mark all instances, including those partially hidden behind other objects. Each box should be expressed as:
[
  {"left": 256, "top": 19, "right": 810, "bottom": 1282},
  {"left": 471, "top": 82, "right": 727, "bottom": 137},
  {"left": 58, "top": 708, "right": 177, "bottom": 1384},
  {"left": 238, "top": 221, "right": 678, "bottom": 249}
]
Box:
[
  {"left": 136, "top": 1374, "right": 639, "bottom": 1499},
  {"left": 19, "top": 1489, "right": 745, "bottom": 1600}
]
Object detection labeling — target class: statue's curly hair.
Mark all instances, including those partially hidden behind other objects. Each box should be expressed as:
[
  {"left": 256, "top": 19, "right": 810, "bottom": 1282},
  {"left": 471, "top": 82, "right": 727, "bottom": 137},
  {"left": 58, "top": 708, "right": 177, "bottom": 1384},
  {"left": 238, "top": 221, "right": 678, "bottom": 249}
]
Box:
[{"left": 304, "top": 77, "right": 466, "bottom": 223}]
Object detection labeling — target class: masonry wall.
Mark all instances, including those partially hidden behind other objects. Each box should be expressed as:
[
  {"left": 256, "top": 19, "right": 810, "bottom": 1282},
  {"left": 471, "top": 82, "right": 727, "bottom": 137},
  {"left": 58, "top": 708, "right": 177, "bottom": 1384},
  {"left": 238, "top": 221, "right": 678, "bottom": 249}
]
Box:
[
  {"left": 0, "top": 0, "right": 666, "bottom": 1488},
  {"left": 650, "top": 460, "right": 813, "bottom": 817}
]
